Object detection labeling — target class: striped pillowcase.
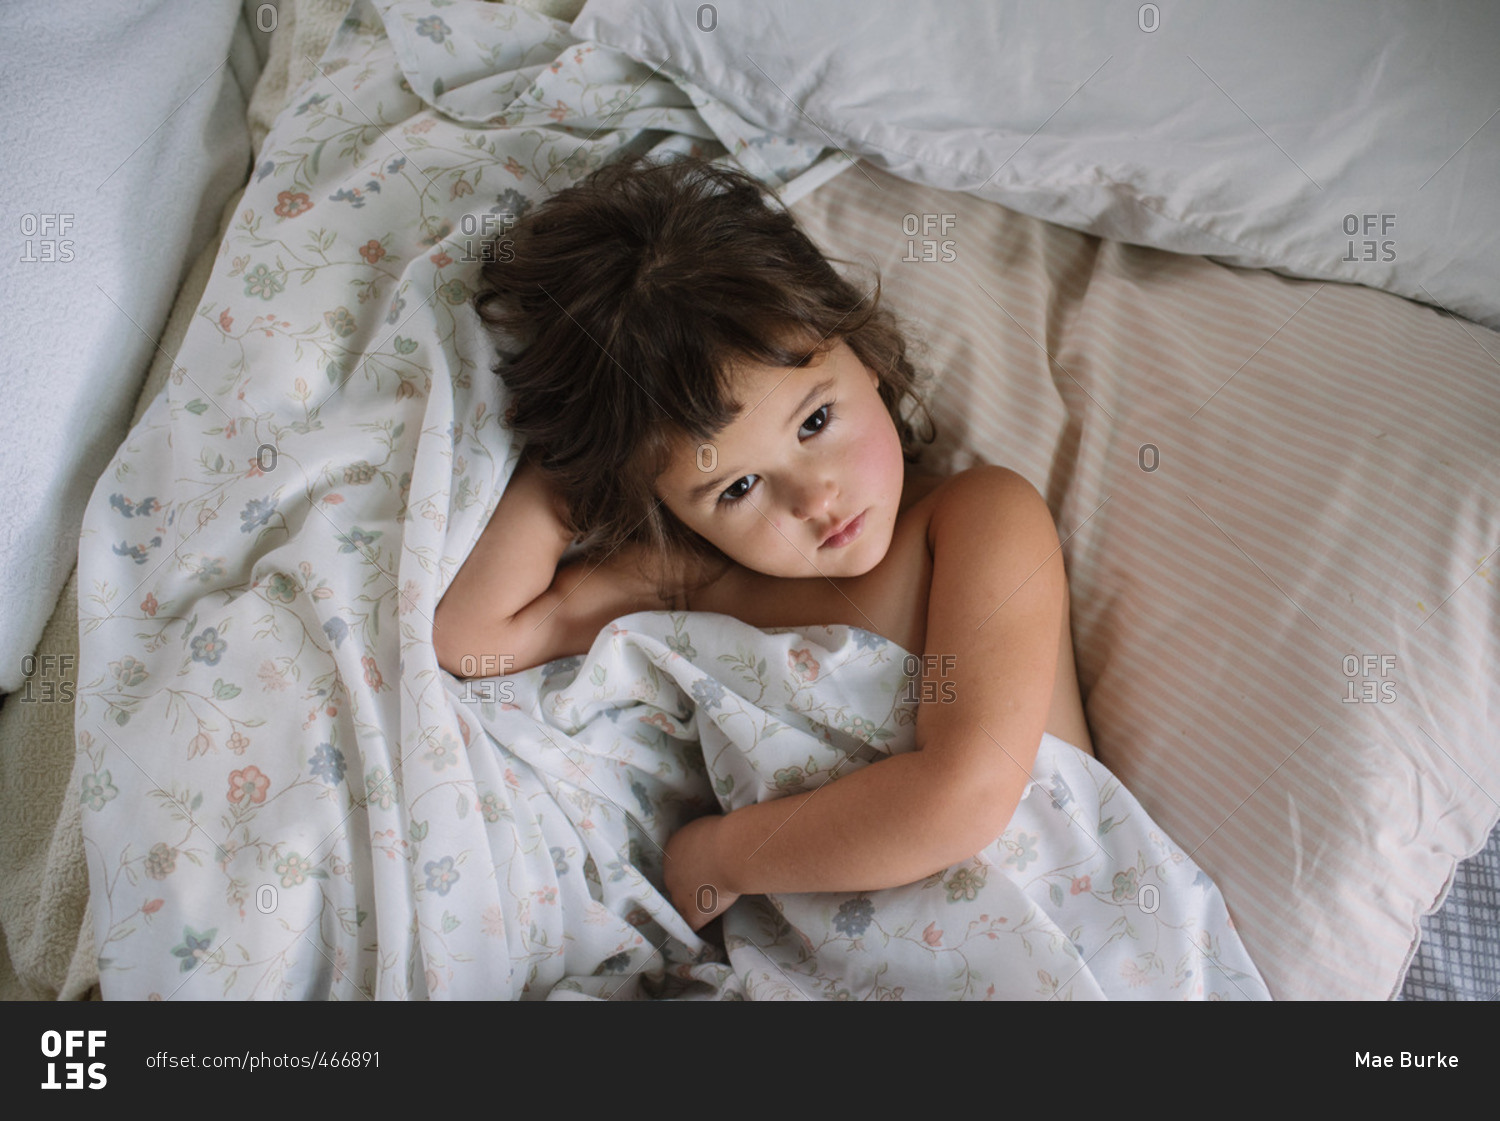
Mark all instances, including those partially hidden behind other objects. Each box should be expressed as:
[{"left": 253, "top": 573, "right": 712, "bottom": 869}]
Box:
[{"left": 790, "top": 162, "right": 1500, "bottom": 999}]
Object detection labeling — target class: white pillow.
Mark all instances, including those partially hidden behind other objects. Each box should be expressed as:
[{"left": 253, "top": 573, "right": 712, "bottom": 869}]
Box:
[
  {"left": 0, "top": 0, "right": 258, "bottom": 691},
  {"left": 572, "top": 0, "right": 1500, "bottom": 331}
]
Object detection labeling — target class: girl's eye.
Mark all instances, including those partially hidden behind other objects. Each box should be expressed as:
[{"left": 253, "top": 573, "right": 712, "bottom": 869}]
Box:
[
  {"left": 799, "top": 404, "right": 833, "bottom": 439},
  {"left": 720, "top": 475, "right": 758, "bottom": 504},
  {"left": 718, "top": 404, "right": 834, "bottom": 507}
]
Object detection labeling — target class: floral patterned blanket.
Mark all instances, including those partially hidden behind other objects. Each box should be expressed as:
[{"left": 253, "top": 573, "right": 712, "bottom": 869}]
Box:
[
  {"left": 468, "top": 613, "right": 1269, "bottom": 1000},
  {"left": 73, "top": 0, "right": 1266, "bottom": 999}
]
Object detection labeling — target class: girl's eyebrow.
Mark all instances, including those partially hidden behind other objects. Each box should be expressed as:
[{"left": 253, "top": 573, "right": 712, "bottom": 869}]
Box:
[{"left": 686, "top": 376, "right": 836, "bottom": 505}]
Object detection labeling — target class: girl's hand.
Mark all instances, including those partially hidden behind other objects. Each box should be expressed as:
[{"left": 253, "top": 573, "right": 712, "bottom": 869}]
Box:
[{"left": 664, "top": 813, "right": 740, "bottom": 931}]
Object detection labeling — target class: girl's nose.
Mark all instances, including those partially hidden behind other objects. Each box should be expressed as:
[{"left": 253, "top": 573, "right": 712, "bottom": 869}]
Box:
[{"left": 789, "top": 476, "right": 837, "bottom": 520}]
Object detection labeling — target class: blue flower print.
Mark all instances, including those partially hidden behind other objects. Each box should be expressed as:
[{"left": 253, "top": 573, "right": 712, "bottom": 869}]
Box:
[
  {"left": 415, "top": 15, "right": 451, "bottom": 43},
  {"left": 80, "top": 771, "right": 118, "bottom": 812},
  {"left": 833, "top": 896, "right": 875, "bottom": 937},
  {"left": 1005, "top": 831, "right": 1039, "bottom": 873},
  {"left": 190, "top": 627, "right": 226, "bottom": 666},
  {"left": 293, "top": 92, "right": 329, "bottom": 116},
  {"left": 336, "top": 526, "right": 382, "bottom": 554},
  {"left": 664, "top": 631, "right": 697, "bottom": 659},
  {"left": 540, "top": 655, "right": 581, "bottom": 680},
  {"left": 424, "top": 856, "right": 459, "bottom": 896},
  {"left": 310, "top": 742, "right": 346, "bottom": 786},
  {"left": 551, "top": 846, "right": 569, "bottom": 875},
  {"left": 240, "top": 495, "right": 277, "bottom": 533},
  {"left": 171, "top": 925, "right": 217, "bottom": 973},
  {"left": 330, "top": 186, "right": 368, "bottom": 209},
  {"left": 851, "top": 629, "right": 886, "bottom": 651},
  {"left": 690, "top": 676, "right": 726, "bottom": 711},
  {"left": 488, "top": 188, "right": 532, "bottom": 232},
  {"left": 630, "top": 779, "right": 653, "bottom": 818},
  {"left": 323, "top": 616, "right": 348, "bottom": 649}
]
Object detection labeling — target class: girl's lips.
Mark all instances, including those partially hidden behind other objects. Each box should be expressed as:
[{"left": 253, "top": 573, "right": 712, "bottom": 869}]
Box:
[{"left": 821, "top": 510, "right": 865, "bottom": 549}]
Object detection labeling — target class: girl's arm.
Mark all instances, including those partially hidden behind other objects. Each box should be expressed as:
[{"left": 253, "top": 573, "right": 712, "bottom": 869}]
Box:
[
  {"left": 434, "top": 457, "right": 683, "bottom": 676},
  {"left": 434, "top": 455, "right": 576, "bottom": 676},
  {"left": 664, "top": 466, "right": 1064, "bottom": 927}
]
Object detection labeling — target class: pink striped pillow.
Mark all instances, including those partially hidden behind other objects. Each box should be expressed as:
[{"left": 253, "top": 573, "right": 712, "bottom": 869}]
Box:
[{"left": 790, "top": 162, "right": 1500, "bottom": 999}]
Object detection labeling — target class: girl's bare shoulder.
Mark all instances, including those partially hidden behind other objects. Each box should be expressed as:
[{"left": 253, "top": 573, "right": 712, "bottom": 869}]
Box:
[{"left": 917, "top": 464, "right": 1048, "bottom": 551}]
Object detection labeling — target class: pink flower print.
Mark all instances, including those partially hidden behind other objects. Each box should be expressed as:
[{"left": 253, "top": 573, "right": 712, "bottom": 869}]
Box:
[
  {"left": 1070, "top": 874, "right": 1091, "bottom": 896},
  {"left": 274, "top": 190, "right": 312, "bottom": 218},
  {"left": 228, "top": 765, "right": 270, "bottom": 805},
  {"left": 788, "top": 648, "right": 820, "bottom": 683},
  {"left": 922, "top": 921, "right": 943, "bottom": 947},
  {"left": 638, "top": 712, "right": 678, "bottom": 736},
  {"left": 481, "top": 905, "right": 506, "bottom": 937},
  {"left": 362, "top": 655, "right": 386, "bottom": 691},
  {"left": 218, "top": 309, "right": 234, "bottom": 332}
]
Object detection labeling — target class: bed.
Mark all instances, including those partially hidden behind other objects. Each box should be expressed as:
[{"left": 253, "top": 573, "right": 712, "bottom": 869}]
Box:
[{"left": 1, "top": 0, "right": 1496, "bottom": 1000}]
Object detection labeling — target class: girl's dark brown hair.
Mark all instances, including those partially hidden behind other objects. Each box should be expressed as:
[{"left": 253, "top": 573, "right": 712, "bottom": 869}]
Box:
[{"left": 471, "top": 154, "right": 935, "bottom": 594}]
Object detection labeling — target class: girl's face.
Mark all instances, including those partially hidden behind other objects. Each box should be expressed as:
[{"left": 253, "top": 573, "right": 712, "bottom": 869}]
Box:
[{"left": 655, "top": 339, "right": 906, "bottom": 579}]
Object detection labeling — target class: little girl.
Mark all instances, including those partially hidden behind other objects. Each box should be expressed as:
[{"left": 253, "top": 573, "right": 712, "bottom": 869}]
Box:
[{"left": 435, "top": 155, "right": 1097, "bottom": 932}]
